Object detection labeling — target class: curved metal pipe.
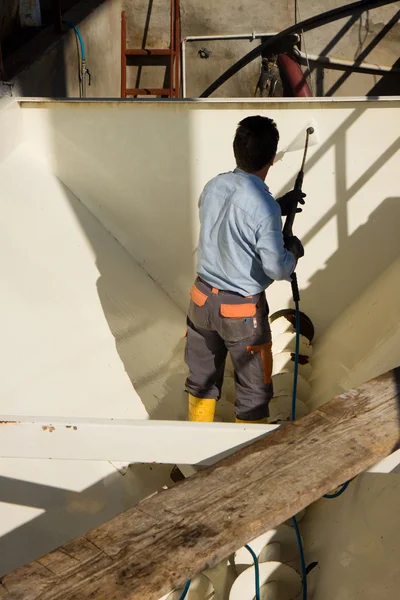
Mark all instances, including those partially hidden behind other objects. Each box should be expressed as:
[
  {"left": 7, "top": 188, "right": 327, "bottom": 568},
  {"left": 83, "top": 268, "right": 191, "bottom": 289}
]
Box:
[
  {"left": 200, "top": 0, "right": 398, "bottom": 97},
  {"left": 278, "top": 54, "right": 312, "bottom": 97}
]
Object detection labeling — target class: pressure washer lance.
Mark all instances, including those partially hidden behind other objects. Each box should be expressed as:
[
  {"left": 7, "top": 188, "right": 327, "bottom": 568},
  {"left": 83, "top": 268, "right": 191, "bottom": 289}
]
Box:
[{"left": 283, "top": 126, "right": 314, "bottom": 302}]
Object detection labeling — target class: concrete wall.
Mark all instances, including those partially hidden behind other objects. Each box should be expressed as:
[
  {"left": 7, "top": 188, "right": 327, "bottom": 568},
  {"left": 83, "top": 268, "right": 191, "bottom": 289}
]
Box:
[
  {"left": 0, "top": 0, "right": 19, "bottom": 42},
  {"left": 4, "top": 0, "right": 122, "bottom": 97},
  {"left": 122, "top": 0, "right": 400, "bottom": 98},
  {"left": 180, "top": 0, "right": 400, "bottom": 98},
  {"left": 2, "top": 0, "right": 400, "bottom": 98}
]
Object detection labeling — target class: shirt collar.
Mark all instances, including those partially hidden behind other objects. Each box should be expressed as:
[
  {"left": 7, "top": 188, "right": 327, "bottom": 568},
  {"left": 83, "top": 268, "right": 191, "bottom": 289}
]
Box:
[{"left": 233, "top": 168, "right": 270, "bottom": 192}]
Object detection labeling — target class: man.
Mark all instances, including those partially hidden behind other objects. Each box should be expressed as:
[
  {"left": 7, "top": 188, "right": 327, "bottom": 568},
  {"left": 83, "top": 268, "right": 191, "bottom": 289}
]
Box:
[{"left": 185, "top": 116, "right": 305, "bottom": 424}]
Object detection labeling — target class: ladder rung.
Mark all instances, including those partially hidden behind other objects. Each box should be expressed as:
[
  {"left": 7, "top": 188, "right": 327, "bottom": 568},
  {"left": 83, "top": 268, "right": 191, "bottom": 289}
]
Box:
[
  {"left": 125, "top": 49, "right": 173, "bottom": 56},
  {"left": 125, "top": 88, "right": 174, "bottom": 96}
]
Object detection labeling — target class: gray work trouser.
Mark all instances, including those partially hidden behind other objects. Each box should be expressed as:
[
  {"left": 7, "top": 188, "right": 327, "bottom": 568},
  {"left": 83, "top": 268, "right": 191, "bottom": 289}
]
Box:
[{"left": 184, "top": 277, "right": 273, "bottom": 421}]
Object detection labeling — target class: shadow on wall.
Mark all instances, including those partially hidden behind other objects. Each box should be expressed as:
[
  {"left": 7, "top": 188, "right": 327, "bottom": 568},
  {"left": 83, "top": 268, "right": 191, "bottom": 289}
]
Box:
[
  {"left": 96, "top": 268, "right": 188, "bottom": 421},
  {"left": 301, "top": 195, "right": 400, "bottom": 330},
  {"left": 0, "top": 22, "right": 194, "bottom": 577},
  {"left": 303, "top": 470, "right": 400, "bottom": 599},
  {"left": 5, "top": 0, "right": 121, "bottom": 97},
  {"left": 0, "top": 465, "right": 173, "bottom": 577},
  {"left": 325, "top": 9, "right": 400, "bottom": 97},
  {"left": 276, "top": 104, "right": 400, "bottom": 331},
  {"left": 368, "top": 56, "right": 400, "bottom": 95},
  {"left": 56, "top": 144, "right": 190, "bottom": 421}
]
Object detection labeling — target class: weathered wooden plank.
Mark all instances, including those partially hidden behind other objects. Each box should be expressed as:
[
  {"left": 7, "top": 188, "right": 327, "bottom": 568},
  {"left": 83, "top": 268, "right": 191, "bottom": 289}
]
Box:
[{"left": 1, "top": 368, "right": 399, "bottom": 600}]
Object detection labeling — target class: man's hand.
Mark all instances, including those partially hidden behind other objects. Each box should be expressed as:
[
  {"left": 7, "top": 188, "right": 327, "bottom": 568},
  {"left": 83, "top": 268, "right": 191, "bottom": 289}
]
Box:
[
  {"left": 277, "top": 189, "right": 306, "bottom": 216},
  {"left": 285, "top": 236, "right": 304, "bottom": 261}
]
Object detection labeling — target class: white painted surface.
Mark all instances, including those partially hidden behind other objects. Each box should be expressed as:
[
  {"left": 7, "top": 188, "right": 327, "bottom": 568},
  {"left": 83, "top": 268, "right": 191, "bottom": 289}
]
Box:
[
  {"left": 0, "top": 417, "right": 276, "bottom": 465},
  {"left": 0, "top": 97, "right": 23, "bottom": 163},
  {"left": 229, "top": 562, "right": 301, "bottom": 600},
  {"left": 235, "top": 525, "right": 299, "bottom": 573},
  {"left": 0, "top": 97, "right": 188, "bottom": 576},
  {"left": 272, "top": 373, "right": 311, "bottom": 404},
  {"left": 0, "top": 457, "right": 174, "bottom": 577},
  {"left": 20, "top": 99, "right": 400, "bottom": 333},
  {"left": 310, "top": 257, "right": 400, "bottom": 407},
  {"left": 0, "top": 142, "right": 186, "bottom": 420},
  {"left": 304, "top": 239, "right": 400, "bottom": 596},
  {"left": 302, "top": 471, "right": 400, "bottom": 600},
  {"left": 272, "top": 352, "right": 312, "bottom": 381},
  {"left": 0, "top": 97, "right": 399, "bottom": 598}
]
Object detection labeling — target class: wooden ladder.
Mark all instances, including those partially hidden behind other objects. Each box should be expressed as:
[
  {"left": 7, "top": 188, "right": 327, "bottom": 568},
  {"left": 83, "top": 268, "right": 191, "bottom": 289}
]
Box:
[{"left": 121, "top": 1, "right": 181, "bottom": 98}]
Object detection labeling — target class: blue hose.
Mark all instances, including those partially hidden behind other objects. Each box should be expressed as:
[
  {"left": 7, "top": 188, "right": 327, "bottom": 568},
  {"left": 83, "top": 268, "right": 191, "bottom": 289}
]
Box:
[
  {"left": 291, "top": 297, "right": 308, "bottom": 599},
  {"left": 245, "top": 544, "right": 260, "bottom": 600},
  {"left": 324, "top": 480, "right": 351, "bottom": 498},
  {"left": 63, "top": 20, "right": 85, "bottom": 60},
  {"left": 178, "top": 579, "right": 191, "bottom": 600},
  {"left": 292, "top": 516, "right": 308, "bottom": 600}
]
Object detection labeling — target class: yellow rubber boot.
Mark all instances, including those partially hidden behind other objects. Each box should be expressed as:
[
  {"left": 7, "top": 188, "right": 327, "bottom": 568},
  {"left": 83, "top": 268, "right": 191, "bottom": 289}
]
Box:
[
  {"left": 188, "top": 394, "right": 216, "bottom": 422},
  {"left": 235, "top": 417, "right": 269, "bottom": 424}
]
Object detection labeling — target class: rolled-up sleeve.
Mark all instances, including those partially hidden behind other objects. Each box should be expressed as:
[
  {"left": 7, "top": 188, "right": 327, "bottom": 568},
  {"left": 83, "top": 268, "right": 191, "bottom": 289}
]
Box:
[{"left": 255, "top": 214, "right": 296, "bottom": 281}]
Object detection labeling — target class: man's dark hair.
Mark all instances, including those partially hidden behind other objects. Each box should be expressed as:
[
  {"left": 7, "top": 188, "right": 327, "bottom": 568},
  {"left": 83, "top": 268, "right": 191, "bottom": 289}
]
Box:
[{"left": 233, "top": 116, "right": 279, "bottom": 173}]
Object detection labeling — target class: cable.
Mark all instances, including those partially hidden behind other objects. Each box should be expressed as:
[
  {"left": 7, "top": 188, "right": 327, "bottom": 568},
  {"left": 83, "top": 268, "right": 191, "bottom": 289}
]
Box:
[
  {"left": 200, "top": 0, "right": 398, "bottom": 96},
  {"left": 245, "top": 544, "right": 260, "bottom": 600},
  {"left": 178, "top": 580, "right": 191, "bottom": 600},
  {"left": 295, "top": 0, "right": 315, "bottom": 96}
]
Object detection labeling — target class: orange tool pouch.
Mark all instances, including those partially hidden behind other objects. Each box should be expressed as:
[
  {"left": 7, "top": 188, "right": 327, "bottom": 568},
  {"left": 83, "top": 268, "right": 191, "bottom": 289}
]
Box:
[{"left": 247, "top": 341, "right": 273, "bottom": 384}]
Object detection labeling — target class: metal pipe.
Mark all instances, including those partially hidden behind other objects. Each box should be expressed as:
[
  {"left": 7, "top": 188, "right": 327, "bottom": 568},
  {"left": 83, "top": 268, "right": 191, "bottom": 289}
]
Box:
[
  {"left": 174, "top": 0, "right": 181, "bottom": 97},
  {"left": 181, "top": 32, "right": 285, "bottom": 98},
  {"left": 81, "top": 59, "right": 86, "bottom": 98},
  {"left": 293, "top": 47, "right": 400, "bottom": 76},
  {"left": 278, "top": 53, "right": 313, "bottom": 97},
  {"left": 63, "top": 21, "right": 87, "bottom": 97},
  {"left": 169, "top": 0, "right": 174, "bottom": 97},
  {"left": 121, "top": 10, "right": 127, "bottom": 98}
]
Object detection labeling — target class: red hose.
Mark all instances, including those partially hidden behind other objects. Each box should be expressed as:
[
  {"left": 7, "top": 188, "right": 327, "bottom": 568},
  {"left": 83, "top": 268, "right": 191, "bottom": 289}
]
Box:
[{"left": 278, "top": 54, "right": 312, "bottom": 97}]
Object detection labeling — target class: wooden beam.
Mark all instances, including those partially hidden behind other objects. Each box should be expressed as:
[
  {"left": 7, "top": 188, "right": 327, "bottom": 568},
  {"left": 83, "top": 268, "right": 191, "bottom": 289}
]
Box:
[{"left": 1, "top": 368, "right": 399, "bottom": 600}]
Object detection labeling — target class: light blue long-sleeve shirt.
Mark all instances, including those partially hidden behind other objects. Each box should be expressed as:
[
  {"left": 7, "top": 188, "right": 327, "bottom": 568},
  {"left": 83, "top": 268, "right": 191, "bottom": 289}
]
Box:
[{"left": 196, "top": 168, "right": 296, "bottom": 296}]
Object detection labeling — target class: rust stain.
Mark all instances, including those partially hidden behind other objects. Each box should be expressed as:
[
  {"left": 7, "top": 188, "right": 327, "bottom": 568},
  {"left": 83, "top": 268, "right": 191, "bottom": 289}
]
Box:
[
  {"left": 0, "top": 421, "right": 18, "bottom": 424},
  {"left": 42, "top": 425, "right": 55, "bottom": 433},
  {"left": 66, "top": 425, "right": 72, "bottom": 429},
  {"left": 73, "top": 426, "right": 77, "bottom": 431}
]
